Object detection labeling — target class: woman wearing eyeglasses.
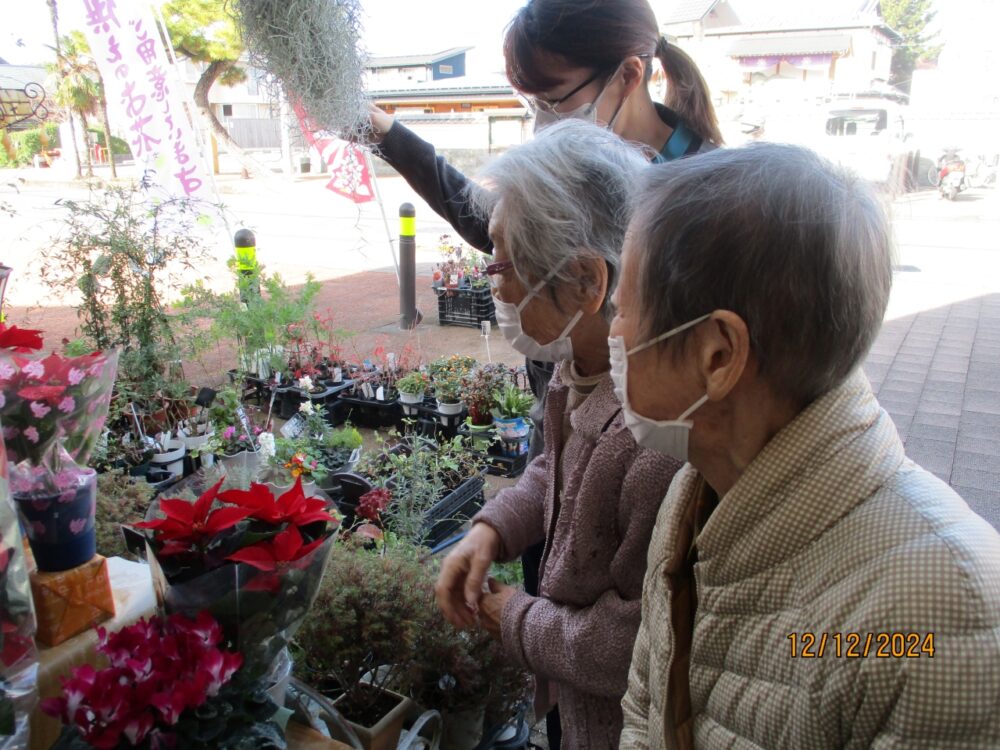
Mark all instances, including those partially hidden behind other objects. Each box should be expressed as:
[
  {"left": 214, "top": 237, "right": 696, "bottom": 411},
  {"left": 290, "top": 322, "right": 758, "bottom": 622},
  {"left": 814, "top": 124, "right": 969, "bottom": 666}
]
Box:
[
  {"left": 434, "top": 121, "right": 684, "bottom": 750},
  {"left": 368, "top": 0, "right": 721, "bottom": 253}
]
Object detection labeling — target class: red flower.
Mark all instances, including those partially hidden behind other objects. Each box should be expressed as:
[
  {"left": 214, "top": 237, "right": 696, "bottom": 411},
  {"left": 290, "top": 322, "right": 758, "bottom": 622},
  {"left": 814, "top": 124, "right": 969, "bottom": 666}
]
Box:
[
  {"left": 16, "top": 384, "right": 66, "bottom": 403},
  {"left": 357, "top": 487, "right": 392, "bottom": 521},
  {"left": 0, "top": 323, "right": 43, "bottom": 352},
  {"left": 135, "top": 478, "right": 253, "bottom": 554},
  {"left": 226, "top": 525, "right": 326, "bottom": 572},
  {"left": 219, "top": 477, "right": 337, "bottom": 529}
]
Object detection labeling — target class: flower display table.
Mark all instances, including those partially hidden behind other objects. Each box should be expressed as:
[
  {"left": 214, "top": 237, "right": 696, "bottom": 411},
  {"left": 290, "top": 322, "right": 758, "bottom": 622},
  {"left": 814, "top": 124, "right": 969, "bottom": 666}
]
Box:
[{"left": 30, "top": 557, "right": 157, "bottom": 749}]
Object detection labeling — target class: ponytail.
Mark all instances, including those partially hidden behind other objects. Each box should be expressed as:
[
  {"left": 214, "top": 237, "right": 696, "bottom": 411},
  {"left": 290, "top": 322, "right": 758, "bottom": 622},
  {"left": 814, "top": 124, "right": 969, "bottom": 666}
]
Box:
[{"left": 656, "top": 37, "right": 724, "bottom": 146}]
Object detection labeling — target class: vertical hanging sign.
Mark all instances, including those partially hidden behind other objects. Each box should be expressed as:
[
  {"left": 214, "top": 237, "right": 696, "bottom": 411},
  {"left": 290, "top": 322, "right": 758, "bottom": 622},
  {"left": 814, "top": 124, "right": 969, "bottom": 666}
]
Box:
[{"left": 77, "top": 0, "right": 211, "bottom": 200}]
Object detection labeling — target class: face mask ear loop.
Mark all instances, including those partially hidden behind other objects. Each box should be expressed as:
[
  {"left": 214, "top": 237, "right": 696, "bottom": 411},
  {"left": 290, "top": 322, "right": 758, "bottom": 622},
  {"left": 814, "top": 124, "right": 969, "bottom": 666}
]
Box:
[
  {"left": 626, "top": 314, "right": 712, "bottom": 356},
  {"left": 678, "top": 394, "right": 709, "bottom": 422},
  {"left": 558, "top": 310, "right": 585, "bottom": 339}
]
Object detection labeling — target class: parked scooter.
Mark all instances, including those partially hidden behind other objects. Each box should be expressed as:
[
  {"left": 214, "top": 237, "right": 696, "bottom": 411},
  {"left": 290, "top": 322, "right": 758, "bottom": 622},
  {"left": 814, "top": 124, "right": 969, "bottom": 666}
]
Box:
[{"left": 938, "top": 153, "right": 966, "bottom": 200}]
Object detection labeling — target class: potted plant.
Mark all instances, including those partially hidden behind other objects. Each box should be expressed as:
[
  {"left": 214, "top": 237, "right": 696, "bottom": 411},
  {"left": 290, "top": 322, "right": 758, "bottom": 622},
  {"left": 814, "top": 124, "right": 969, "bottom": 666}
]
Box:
[
  {"left": 430, "top": 355, "right": 477, "bottom": 420},
  {"left": 135, "top": 476, "right": 340, "bottom": 680},
  {"left": 0, "top": 342, "right": 120, "bottom": 572},
  {"left": 293, "top": 540, "right": 427, "bottom": 750},
  {"left": 41, "top": 611, "right": 288, "bottom": 749},
  {"left": 396, "top": 371, "right": 429, "bottom": 413},
  {"left": 492, "top": 384, "right": 534, "bottom": 458}
]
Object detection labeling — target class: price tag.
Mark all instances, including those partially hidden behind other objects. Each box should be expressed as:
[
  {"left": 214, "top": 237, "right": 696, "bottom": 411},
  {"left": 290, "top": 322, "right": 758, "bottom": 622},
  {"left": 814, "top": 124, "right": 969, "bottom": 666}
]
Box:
[
  {"left": 280, "top": 413, "right": 307, "bottom": 439},
  {"left": 376, "top": 386, "right": 385, "bottom": 402},
  {"left": 362, "top": 382, "right": 375, "bottom": 400},
  {"left": 481, "top": 320, "right": 491, "bottom": 336},
  {"left": 235, "top": 405, "right": 255, "bottom": 443}
]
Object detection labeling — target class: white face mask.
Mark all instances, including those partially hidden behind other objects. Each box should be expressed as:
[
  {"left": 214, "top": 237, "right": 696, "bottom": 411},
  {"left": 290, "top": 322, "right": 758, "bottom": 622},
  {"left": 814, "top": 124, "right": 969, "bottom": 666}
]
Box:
[
  {"left": 531, "top": 63, "right": 627, "bottom": 134},
  {"left": 608, "top": 314, "right": 711, "bottom": 461},
  {"left": 493, "top": 277, "right": 583, "bottom": 363}
]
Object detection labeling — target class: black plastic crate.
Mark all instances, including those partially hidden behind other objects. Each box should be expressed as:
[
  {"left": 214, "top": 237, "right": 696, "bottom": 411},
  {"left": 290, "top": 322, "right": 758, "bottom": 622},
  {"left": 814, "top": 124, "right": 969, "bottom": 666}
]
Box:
[
  {"left": 436, "top": 286, "right": 496, "bottom": 328},
  {"left": 458, "top": 424, "right": 531, "bottom": 478},
  {"left": 338, "top": 394, "right": 403, "bottom": 430},
  {"left": 422, "top": 472, "right": 487, "bottom": 548}
]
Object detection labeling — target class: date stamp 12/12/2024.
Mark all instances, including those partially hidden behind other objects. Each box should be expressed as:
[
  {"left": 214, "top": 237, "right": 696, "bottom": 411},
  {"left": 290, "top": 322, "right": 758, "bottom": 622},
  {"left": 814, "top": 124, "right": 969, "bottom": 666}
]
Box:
[{"left": 787, "top": 632, "right": 935, "bottom": 658}]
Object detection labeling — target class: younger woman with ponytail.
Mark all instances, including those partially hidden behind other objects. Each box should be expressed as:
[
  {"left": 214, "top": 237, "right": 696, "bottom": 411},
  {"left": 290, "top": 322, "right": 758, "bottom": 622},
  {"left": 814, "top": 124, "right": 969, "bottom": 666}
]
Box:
[{"left": 368, "top": 0, "right": 721, "bottom": 252}]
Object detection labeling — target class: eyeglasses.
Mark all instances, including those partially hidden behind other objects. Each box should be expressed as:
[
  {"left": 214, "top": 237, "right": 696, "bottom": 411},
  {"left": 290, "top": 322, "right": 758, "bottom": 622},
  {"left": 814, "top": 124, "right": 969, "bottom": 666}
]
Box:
[
  {"left": 485, "top": 260, "right": 514, "bottom": 288},
  {"left": 526, "top": 68, "right": 607, "bottom": 115}
]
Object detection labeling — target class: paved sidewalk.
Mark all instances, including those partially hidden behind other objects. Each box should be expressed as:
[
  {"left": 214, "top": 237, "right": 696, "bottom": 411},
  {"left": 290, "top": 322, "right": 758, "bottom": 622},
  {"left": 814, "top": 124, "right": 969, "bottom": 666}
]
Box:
[{"left": 863, "top": 292, "right": 1000, "bottom": 529}]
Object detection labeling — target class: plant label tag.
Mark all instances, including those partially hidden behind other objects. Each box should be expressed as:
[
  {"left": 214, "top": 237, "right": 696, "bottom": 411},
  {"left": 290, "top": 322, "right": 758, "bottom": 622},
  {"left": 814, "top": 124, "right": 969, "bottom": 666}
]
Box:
[
  {"left": 236, "top": 405, "right": 254, "bottom": 442},
  {"left": 333, "top": 367, "right": 342, "bottom": 382},
  {"left": 280, "top": 413, "right": 307, "bottom": 439},
  {"left": 362, "top": 382, "right": 375, "bottom": 399},
  {"left": 387, "top": 353, "right": 396, "bottom": 369},
  {"left": 376, "top": 386, "right": 385, "bottom": 401},
  {"left": 481, "top": 321, "right": 491, "bottom": 336},
  {"left": 363, "top": 358, "right": 373, "bottom": 372}
]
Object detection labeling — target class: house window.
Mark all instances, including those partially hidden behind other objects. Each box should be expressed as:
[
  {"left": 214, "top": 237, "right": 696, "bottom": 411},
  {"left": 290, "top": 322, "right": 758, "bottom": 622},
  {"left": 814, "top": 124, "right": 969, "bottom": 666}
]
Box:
[
  {"left": 439, "top": 64, "right": 453, "bottom": 74},
  {"left": 222, "top": 104, "right": 233, "bottom": 117}
]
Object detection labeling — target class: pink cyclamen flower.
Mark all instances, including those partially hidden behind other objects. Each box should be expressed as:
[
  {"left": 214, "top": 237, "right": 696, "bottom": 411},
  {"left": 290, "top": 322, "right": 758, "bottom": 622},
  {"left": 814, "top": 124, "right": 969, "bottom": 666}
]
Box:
[
  {"left": 223, "top": 426, "right": 236, "bottom": 440},
  {"left": 0, "top": 362, "right": 14, "bottom": 380},
  {"left": 68, "top": 367, "right": 85, "bottom": 385},
  {"left": 23, "top": 426, "right": 39, "bottom": 444},
  {"left": 22, "top": 361, "right": 45, "bottom": 378},
  {"left": 1, "top": 427, "right": 17, "bottom": 440},
  {"left": 30, "top": 401, "right": 51, "bottom": 419},
  {"left": 69, "top": 518, "right": 88, "bottom": 535},
  {"left": 58, "top": 396, "right": 75, "bottom": 414}
]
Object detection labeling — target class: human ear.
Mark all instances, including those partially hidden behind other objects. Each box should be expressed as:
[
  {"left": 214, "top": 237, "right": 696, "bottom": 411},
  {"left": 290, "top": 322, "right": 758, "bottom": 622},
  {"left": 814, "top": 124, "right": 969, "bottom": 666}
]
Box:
[
  {"left": 620, "top": 56, "right": 646, "bottom": 97},
  {"left": 696, "top": 311, "right": 750, "bottom": 401},
  {"left": 569, "top": 256, "right": 609, "bottom": 315}
]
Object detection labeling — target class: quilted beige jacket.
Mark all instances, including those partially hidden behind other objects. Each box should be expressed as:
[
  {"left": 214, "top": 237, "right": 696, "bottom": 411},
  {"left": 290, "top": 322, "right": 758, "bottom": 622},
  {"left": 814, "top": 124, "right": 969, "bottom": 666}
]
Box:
[{"left": 621, "top": 370, "right": 1000, "bottom": 749}]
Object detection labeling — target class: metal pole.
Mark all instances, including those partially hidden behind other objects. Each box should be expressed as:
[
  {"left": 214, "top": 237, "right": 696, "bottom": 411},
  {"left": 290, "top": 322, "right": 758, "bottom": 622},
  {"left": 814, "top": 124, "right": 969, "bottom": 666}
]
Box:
[{"left": 399, "top": 204, "right": 422, "bottom": 330}]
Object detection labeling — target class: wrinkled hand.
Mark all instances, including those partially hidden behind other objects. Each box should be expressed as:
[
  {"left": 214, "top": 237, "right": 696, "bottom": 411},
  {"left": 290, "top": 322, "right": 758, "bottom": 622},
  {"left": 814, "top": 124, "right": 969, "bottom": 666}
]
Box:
[
  {"left": 435, "top": 523, "right": 501, "bottom": 629},
  {"left": 479, "top": 578, "right": 516, "bottom": 641}
]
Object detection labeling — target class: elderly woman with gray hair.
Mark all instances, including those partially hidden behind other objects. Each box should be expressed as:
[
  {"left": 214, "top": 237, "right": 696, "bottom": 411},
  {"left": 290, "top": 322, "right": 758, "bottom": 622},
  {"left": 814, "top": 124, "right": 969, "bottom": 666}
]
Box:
[
  {"left": 435, "top": 120, "right": 682, "bottom": 748},
  {"left": 613, "top": 142, "right": 1000, "bottom": 748}
]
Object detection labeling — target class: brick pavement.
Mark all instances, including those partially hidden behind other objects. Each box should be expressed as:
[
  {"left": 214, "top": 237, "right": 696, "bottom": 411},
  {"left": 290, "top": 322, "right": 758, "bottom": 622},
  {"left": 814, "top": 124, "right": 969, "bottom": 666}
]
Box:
[{"left": 863, "top": 292, "right": 1000, "bottom": 529}]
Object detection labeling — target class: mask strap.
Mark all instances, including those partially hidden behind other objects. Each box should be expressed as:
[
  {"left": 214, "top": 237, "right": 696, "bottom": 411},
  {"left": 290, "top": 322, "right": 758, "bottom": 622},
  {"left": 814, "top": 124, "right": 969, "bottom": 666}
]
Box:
[
  {"left": 627, "top": 314, "right": 711, "bottom": 356},
  {"left": 515, "top": 265, "right": 565, "bottom": 313},
  {"left": 558, "top": 310, "right": 585, "bottom": 339},
  {"left": 678, "top": 394, "right": 709, "bottom": 422}
]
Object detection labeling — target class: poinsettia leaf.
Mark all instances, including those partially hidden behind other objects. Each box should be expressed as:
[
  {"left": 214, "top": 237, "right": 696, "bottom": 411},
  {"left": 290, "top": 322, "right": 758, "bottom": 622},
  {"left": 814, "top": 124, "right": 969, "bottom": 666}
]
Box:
[
  {"left": 271, "top": 526, "right": 303, "bottom": 562},
  {"left": 204, "top": 506, "right": 255, "bottom": 534},
  {"left": 226, "top": 544, "right": 276, "bottom": 571},
  {"left": 156, "top": 498, "right": 198, "bottom": 525},
  {"left": 293, "top": 509, "right": 336, "bottom": 526},
  {"left": 293, "top": 536, "right": 326, "bottom": 563},
  {"left": 192, "top": 477, "right": 226, "bottom": 523}
]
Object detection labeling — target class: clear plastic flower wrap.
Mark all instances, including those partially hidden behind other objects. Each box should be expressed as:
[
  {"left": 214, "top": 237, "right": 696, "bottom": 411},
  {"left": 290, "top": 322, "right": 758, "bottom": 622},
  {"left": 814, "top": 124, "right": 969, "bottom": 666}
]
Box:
[
  {"left": 0, "top": 349, "right": 119, "bottom": 571},
  {"left": 139, "top": 478, "right": 339, "bottom": 678},
  {"left": 0, "top": 436, "right": 38, "bottom": 750}
]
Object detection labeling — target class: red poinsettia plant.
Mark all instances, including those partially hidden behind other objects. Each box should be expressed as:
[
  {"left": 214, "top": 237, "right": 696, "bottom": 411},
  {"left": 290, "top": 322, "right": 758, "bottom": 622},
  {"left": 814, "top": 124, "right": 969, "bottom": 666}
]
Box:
[
  {"left": 137, "top": 477, "right": 340, "bottom": 677},
  {"left": 41, "top": 611, "right": 287, "bottom": 750}
]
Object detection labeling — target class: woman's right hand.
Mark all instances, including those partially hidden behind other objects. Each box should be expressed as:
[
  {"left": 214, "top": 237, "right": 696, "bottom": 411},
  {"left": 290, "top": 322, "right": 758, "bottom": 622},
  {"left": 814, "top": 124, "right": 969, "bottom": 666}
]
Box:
[
  {"left": 362, "top": 104, "right": 395, "bottom": 145},
  {"left": 435, "top": 523, "right": 502, "bottom": 629}
]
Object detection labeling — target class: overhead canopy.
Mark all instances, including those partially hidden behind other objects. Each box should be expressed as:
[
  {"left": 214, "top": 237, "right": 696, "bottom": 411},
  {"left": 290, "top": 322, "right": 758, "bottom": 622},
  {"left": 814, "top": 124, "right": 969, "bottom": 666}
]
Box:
[{"left": 728, "top": 33, "right": 852, "bottom": 58}]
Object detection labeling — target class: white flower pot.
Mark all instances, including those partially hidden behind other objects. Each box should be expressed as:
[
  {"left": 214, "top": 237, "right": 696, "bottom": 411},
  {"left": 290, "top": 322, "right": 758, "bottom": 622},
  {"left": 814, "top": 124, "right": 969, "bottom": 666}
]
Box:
[
  {"left": 150, "top": 439, "right": 185, "bottom": 478},
  {"left": 399, "top": 390, "right": 424, "bottom": 405}
]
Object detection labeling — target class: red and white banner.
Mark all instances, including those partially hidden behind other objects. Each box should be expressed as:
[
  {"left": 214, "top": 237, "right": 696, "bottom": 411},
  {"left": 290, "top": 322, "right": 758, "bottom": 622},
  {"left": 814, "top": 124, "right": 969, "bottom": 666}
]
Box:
[
  {"left": 76, "top": 0, "right": 210, "bottom": 200},
  {"left": 293, "top": 105, "right": 375, "bottom": 203}
]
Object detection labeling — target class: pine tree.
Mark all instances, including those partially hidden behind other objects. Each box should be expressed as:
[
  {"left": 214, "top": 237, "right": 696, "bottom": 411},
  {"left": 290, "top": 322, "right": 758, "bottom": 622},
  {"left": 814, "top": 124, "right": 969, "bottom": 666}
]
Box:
[{"left": 881, "top": 0, "right": 944, "bottom": 94}]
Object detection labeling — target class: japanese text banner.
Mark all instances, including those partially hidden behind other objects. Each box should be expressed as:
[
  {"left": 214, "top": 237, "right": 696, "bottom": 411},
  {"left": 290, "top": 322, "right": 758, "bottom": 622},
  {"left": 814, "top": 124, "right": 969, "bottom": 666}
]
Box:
[{"left": 77, "top": 0, "right": 210, "bottom": 199}]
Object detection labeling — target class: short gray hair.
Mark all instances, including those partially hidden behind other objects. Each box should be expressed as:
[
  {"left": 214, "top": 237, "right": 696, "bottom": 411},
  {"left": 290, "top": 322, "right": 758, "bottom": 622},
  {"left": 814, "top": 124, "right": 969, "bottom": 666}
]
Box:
[
  {"left": 468, "top": 120, "right": 649, "bottom": 319},
  {"left": 632, "top": 142, "right": 893, "bottom": 405}
]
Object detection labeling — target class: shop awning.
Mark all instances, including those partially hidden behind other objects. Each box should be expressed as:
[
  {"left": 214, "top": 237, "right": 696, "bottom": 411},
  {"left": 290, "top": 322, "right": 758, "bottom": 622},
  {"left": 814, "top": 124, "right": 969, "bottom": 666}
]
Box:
[{"left": 728, "top": 34, "right": 852, "bottom": 59}]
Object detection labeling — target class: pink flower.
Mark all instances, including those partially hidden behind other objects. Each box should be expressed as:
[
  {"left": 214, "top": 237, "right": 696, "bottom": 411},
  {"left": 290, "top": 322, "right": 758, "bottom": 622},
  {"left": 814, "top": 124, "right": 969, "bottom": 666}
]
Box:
[
  {"left": 0, "top": 362, "right": 14, "bottom": 380},
  {"left": 89, "top": 362, "right": 104, "bottom": 376},
  {"left": 70, "top": 518, "right": 88, "bottom": 535},
  {"left": 1, "top": 427, "right": 17, "bottom": 440},
  {"left": 30, "top": 401, "right": 51, "bottom": 419},
  {"left": 68, "top": 367, "right": 85, "bottom": 385},
  {"left": 23, "top": 426, "right": 39, "bottom": 444},
  {"left": 30, "top": 521, "right": 47, "bottom": 539},
  {"left": 222, "top": 426, "right": 236, "bottom": 440},
  {"left": 58, "top": 396, "right": 76, "bottom": 413},
  {"left": 22, "top": 360, "right": 44, "bottom": 378}
]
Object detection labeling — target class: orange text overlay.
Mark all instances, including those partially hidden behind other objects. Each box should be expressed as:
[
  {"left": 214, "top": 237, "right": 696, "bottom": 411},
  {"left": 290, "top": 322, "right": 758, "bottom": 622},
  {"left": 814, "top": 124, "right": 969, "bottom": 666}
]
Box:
[{"left": 787, "top": 632, "right": 935, "bottom": 658}]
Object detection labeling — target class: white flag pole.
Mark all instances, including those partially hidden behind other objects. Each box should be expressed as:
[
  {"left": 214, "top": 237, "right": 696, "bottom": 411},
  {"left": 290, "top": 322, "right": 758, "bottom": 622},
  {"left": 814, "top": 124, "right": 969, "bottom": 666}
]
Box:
[{"left": 364, "top": 149, "right": 401, "bottom": 286}]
